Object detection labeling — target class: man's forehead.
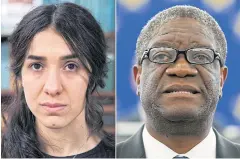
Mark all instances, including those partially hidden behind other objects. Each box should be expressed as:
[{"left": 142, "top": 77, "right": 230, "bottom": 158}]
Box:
[
  {"left": 159, "top": 18, "right": 211, "bottom": 32},
  {"left": 148, "top": 33, "right": 215, "bottom": 49},
  {"left": 147, "top": 18, "right": 216, "bottom": 49}
]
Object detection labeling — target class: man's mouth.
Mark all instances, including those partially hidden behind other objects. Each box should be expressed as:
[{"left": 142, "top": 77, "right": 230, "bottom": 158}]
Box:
[{"left": 163, "top": 84, "right": 200, "bottom": 94}]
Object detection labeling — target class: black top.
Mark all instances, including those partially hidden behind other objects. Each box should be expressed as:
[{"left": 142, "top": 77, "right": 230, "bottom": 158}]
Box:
[{"left": 43, "top": 140, "right": 115, "bottom": 158}]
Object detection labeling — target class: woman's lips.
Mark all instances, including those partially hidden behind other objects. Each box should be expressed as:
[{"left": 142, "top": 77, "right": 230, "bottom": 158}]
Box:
[
  {"left": 40, "top": 103, "right": 67, "bottom": 112},
  {"left": 40, "top": 103, "right": 66, "bottom": 108}
]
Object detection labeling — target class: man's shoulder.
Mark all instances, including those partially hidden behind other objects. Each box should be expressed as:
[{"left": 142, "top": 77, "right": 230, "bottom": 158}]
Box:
[
  {"left": 225, "top": 138, "right": 240, "bottom": 152},
  {"left": 116, "top": 133, "right": 138, "bottom": 150},
  {"left": 233, "top": 141, "right": 240, "bottom": 150},
  {"left": 220, "top": 135, "right": 240, "bottom": 150},
  {"left": 214, "top": 128, "right": 240, "bottom": 157},
  {"left": 117, "top": 125, "right": 145, "bottom": 158},
  {"left": 221, "top": 136, "right": 240, "bottom": 156},
  {"left": 116, "top": 136, "right": 132, "bottom": 152}
]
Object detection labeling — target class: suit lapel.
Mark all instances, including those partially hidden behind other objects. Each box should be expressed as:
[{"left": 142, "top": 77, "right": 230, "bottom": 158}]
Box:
[
  {"left": 214, "top": 128, "right": 240, "bottom": 158},
  {"left": 119, "top": 125, "right": 146, "bottom": 158}
]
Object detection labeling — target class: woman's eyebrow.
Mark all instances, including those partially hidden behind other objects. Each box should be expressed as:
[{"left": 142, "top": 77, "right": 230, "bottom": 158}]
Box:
[
  {"left": 26, "top": 55, "right": 46, "bottom": 61},
  {"left": 26, "top": 54, "right": 79, "bottom": 61},
  {"left": 60, "top": 54, "right": 78, "bottom": 60}
]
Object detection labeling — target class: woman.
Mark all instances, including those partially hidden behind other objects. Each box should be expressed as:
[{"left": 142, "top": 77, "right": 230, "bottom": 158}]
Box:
[{"left": 2, "top": 3, "right": 114, "bottom": 158}]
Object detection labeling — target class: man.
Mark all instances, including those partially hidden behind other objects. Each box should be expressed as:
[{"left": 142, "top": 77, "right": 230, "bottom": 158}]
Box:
[{"left": 117, "top": 5, "right": 240, "bottom": 158}]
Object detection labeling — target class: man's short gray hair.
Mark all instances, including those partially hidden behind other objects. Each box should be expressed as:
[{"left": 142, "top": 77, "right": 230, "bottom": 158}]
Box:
[{"left": 136, "top": 5, "right": 227, "bottom": 66}]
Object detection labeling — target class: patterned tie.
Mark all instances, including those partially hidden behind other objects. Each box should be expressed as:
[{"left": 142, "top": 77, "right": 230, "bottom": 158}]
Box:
[{"left": 173, "top": 155, "right": 189, "bottom": 159}]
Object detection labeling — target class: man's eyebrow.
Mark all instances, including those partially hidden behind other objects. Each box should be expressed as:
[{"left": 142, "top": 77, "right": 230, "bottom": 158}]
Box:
[
  {"left": 60, "top": 54, "right": 78, "bottom": 60},
  {"left": 150, "top": 42, "right": 174, "bottom": 48},
  {"left": 150, "top": 42, "right": 213, "bottom": 50},
  {"left": 27, "top": 55, "right": 46, "bottom": 61},
  {"left": 190, "top": 43, "right": 214, "bottom": 49}
]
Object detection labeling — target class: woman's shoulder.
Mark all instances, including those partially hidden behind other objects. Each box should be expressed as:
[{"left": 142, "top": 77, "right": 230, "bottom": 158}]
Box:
[
  {"left": 100, "top": 132, "right": 115, "bottom": 157},
  {"left": 74, "top": 135, "right": 115, "bottom": 158}
]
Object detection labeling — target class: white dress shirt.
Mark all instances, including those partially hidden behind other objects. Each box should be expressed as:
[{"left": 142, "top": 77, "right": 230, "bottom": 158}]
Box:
[{"left": 143, "top": 126, "right": 216, "bottom": 159}]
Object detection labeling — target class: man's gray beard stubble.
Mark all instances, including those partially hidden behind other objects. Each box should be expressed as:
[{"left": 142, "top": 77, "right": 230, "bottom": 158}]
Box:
[{"left": 142, "top": 80, "right": 220, "bottom": 136}]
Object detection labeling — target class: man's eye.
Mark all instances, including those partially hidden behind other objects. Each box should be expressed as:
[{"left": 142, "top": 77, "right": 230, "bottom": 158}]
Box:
[
  {"left": 30, "top": 63, "right": 43, "bottom": 71},
  {"left": 65, "top": 63, "right": 79, "bottom": 71},
  {"left": 152, "top": 52, "right": 171, "bottom": 62},
  {"left": 196, "top": 55, "right": 207, "bottom": 60},
  {"left": 193, "top": 54, "right": 211, "bottom": 63}
]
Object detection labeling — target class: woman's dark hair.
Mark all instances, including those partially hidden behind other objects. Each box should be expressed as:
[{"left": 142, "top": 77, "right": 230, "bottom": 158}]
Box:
[{"left": 2, "top": 3, "right": 113, "bottom": 158}]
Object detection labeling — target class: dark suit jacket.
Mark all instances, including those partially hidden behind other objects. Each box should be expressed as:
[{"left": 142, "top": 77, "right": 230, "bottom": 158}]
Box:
[{"left": 117, "top": 125, "right": 240, "bottom": 158}]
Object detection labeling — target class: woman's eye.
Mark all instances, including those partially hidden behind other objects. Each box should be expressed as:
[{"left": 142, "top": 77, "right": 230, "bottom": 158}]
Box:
[
  {"left": 65, "top": 63, "right": 78, "bottom": 71},
  {"left": 31, "top": 63, "right": 43, "bottom": 71}
]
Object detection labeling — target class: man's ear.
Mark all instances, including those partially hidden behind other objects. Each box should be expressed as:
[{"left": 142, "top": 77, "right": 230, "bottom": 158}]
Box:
[
  {"left": 219, "top": 66, "right": 228, "bottom": 97},
  {"left": 133, "top": 65, "right": 142, "bottom": 96}
]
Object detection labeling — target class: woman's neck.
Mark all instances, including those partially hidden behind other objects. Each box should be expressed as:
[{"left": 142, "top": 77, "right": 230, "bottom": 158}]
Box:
[{"left": 36, "top": 112, "right": 101, "bottom": 157}]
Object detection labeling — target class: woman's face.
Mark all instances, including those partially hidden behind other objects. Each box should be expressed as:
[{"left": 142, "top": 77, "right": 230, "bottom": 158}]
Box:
[{"left": 21, "top": 28, "right": 89, "bottom": 129}]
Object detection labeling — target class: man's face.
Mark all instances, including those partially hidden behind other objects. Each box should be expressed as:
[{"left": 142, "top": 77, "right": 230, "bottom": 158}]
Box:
[
  {"left": 21, "top": 28, "right": 89, "bottom": 129},
  {"left": 134, "top": 18, "right": 227, "bottom": 134}
]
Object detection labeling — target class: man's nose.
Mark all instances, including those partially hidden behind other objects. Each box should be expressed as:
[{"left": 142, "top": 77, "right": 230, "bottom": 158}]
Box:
[
  {"left": 43, "top": 69, "right": 63, "bottom": 96},
  {"left": 166, "top": 54, "right": 198, "bottom": 78}
]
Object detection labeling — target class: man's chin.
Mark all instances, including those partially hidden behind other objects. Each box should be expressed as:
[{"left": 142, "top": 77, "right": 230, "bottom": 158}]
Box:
[
  {"left": 152, "top": 103, "right": 203, "bottom": 121},
  {"left": 144, "top": 102, "right": 216, "bottom": 136},
  {"left": 162, "top": 111, "right": 198, "bottom": 122}
]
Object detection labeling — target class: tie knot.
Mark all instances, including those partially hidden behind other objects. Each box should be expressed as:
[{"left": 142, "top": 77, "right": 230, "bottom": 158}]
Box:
[{"left": 173, "top": 155, "right": 189, "bottom": 159}]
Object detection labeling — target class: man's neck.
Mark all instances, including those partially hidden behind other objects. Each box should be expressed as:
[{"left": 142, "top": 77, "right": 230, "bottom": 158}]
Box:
[{"left": 146, "top": 122, "right": 212, "bottom": 154}]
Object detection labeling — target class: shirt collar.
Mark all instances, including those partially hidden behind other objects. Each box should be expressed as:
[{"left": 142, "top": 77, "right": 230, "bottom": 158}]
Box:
[{"left": 143, "top": 126, "right": 216, "bottom": 158}]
